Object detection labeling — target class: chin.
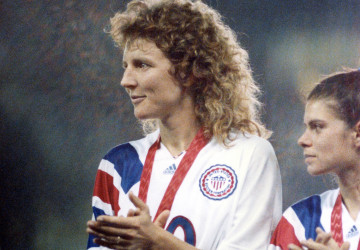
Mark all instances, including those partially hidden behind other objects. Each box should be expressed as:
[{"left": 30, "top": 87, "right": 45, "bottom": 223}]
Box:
[
  {"left": 307, "top": 165, "right": 327, "bottom": 176},
  {"left": 134, "top": 110, "right": 150, "bottom": 120},
  {"left": 134, "top": 109, "right": 161, "bottom": 121},
  {"left": 135, "top": 114, "right": 147, "bottom": 120}
]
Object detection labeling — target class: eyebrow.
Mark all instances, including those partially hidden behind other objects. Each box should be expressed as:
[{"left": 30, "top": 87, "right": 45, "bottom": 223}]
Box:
[
  {"left": 123, "top": 56, "right": 153, "bottom": 65},
  {"left": 307, "top": 119, "right": 325, "bottom": 126}
]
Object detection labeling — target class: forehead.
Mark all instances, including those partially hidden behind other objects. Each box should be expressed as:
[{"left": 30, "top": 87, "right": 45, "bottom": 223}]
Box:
[
  {"left": 123, "top": 39, "right": 162, "bottom": 58},
  {"left": 304, "top": 99, "right": 339, "bottom": 121}
]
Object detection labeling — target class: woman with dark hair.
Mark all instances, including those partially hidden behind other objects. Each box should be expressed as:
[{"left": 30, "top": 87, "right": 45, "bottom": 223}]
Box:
[
  {"left": 270, "top": 69, "right": 360, "bottom": 250},
  {"left": 86, "top": 0, "right": 282, "bottom": 249}
]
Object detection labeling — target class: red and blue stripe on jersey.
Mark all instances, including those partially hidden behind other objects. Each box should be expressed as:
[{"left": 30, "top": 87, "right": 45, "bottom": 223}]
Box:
[
  {"left": 270, "top": 195, "right": 324, "bottom": 249},
  {"left": 87, "top": 143, "right": 143, "bottom": 249}
]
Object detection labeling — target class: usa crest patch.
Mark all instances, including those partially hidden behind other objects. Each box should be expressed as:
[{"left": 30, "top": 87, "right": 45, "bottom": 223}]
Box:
[{"left": 199, "top": 164, "right": 237, "bottom": 200}]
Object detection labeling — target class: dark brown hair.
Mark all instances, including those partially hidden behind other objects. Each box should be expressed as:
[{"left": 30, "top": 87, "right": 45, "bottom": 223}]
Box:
[{"left": 308, "top": 69, "right": 360, "bottom": 127}]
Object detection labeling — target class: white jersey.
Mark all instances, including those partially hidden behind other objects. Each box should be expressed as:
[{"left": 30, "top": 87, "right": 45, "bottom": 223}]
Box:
[
  {"left": 88, "top": 130, "right": 282, "bottom": 249},
  {"left": 269, "top": 189, "right": 360, "bottom": 250}
]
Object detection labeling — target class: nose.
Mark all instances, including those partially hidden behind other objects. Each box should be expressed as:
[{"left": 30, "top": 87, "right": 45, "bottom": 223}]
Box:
[
  {"left": 120, "top": 67, "right": 137, "bottom": 88},
  {"left": 297, "top": 130, "right": 311, "bottom": 148}
]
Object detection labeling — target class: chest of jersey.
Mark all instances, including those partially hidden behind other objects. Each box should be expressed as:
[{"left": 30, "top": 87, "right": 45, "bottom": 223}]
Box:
[{"left": 114, "top": 139, "right": 254, "bottom": 248}]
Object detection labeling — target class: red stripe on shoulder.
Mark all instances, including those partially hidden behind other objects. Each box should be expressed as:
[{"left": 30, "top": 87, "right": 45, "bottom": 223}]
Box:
[
  {"left": 93, "top": 169, "right": 120, "bottom": 214},
  {"left": 270, "top": 216, "right": 302, "bottom": 249}
]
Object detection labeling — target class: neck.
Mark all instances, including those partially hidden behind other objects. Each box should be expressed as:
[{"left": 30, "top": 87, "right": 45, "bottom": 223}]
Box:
[
  {"left": 159, "top": 117, "right": 201, "bottom": 157},
  {"left": 338, "top": 166, "right": 360, "bottom": 220},
  {"left": 157, "top": 91, "right": 201, "bottom": 157}
]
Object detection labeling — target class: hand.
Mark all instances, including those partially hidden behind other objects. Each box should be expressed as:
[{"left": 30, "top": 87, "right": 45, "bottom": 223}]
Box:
[
  {"left": 86, "top": 192, "right": 170, "bottom": 250},
  {"left": 288, "top": 244, "right": 303, "bottom": 250},
  {"left": 288, "top": 227, "right": 350, "bottom": 250}
]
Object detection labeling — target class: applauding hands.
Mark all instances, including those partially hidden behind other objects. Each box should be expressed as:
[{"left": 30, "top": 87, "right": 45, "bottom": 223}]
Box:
[
  {"left": 87, "top": 192, "right": 170, "bottom": 250},
  {"left": 288, "top": 228, "right": 350, "bottom": 250}
]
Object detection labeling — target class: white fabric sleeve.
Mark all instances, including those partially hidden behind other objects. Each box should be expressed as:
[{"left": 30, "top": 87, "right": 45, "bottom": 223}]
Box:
[{"left": 217, "top": 139, "right": 282, "bottom": 250}]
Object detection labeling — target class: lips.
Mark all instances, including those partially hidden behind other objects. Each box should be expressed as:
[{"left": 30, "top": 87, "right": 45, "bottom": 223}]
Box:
[
  {"left": 130, "top": 95, "right": 146, "bottom": 104},
  {"left": 304, "top": 153, "right": 315, "bottom": 158},
  {"left": 304, "top": 154, "right": 316, "bottom": 164}
]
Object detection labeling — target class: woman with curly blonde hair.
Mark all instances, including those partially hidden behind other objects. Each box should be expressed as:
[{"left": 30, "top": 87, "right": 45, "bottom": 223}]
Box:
[{"left": 87, "top": 0, "right": 282, "bottom": 249}]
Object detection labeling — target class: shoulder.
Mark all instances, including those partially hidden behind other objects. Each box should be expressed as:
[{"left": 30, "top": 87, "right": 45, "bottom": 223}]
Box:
[
  {"left": 216, "top": 132, "right": 279, "bottom": 179},
  {"left": 95, "top": 131, "right": 160, "bottom": 193},
  {"left": 227, "top": 133, "right": 278, "bottom": 168},
  {"left": 270, "top": 194, "right": 324, "bottom": 247},
  {"left": 287, "top": 189, "right": 338, "bottom": 217},
  {"left": 227, "top": 132, "right": 276, "bottom": 155},
  {"left": 280, "top": 189, "right": 339, "bottom": 241},
  {"left": 103, "top": 130, "right": 159, "bottom": 163},
  {"left": 287, "top": 194, "right": 323, "bottom": 218}
]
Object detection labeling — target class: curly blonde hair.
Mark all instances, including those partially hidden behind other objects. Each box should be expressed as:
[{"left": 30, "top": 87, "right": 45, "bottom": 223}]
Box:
[{"left": 110, "top": 0, "right": 271, "bottom": 144}]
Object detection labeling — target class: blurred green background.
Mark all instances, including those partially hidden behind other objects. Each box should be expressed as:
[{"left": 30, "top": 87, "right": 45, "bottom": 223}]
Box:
[{"left": 1, "top": 0, "right": 359, "bottom": 249}]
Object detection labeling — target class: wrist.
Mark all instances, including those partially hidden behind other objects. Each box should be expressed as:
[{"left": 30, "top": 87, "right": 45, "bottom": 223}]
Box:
[
  {"left": 149, "top": 226, "right": 166, "bottom": 250},
  {"left": 149, "top": 227, "right": 197, "bottom": 250}
]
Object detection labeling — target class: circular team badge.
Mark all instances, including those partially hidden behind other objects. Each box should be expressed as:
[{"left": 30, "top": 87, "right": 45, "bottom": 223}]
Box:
[{"left": 199, "top": 164, "right": 237, "bottom": 200}]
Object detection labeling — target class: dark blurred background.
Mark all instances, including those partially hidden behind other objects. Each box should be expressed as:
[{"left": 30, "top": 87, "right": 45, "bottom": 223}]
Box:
[{"left": 1, "top": 0, "right": 359, "bottom": 249}]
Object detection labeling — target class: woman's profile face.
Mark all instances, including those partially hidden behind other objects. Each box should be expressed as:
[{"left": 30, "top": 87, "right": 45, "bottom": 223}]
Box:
[
  {"left": 120, "top": 39, "right": 187, "bottom": 121},
  {"left": 297, "top": 99, "right": 357, "bottom": 176}
]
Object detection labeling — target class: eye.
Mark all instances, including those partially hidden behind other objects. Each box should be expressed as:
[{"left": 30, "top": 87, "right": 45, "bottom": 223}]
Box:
[
  {"left": 139, "top": 63, "right": 149, "bottom": 68},
  {"left": 134, "top": 60, "right": 150, "bottom": 69},
  {"left": 138, "top": 62, "right": 149, "bottom": 69},
  {"left": 309, "top": 122, "right": 323, "bottom": 132}
]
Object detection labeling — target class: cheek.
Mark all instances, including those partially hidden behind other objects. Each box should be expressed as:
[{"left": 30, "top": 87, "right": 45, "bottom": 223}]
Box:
[
  {"left": 315, "top": 133, "right": 338, "bottom": 153},
  {"left": 317, "top": 143, "right": 336, "bottom": 160},
  {"left": 318, "top": 143, "right": 343, "bottom": 167},
  {"left": 161, "top": 84, "right": 183, "bottom": 100}
]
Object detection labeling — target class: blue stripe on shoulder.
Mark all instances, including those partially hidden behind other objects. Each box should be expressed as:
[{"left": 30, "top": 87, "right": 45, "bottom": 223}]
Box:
[
  {"left": 104, "top": 143, "right": 143, "bottom": 193},
  {"left": 292, "top": 195, "right": 324, "bottom": 240}
]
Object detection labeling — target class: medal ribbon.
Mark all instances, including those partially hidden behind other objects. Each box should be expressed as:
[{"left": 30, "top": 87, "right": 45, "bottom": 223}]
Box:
[
  {"left": 330, "top": 191, "right": 360, "bottom": 249},
  {"left": 138, "top": 128, "right": 209, "bottom": 222},
  {"left": 138, "top": 135, "right": 161, "bottom": 203}
]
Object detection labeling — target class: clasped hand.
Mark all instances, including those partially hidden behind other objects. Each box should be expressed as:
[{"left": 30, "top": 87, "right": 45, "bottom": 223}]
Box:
[
  {"left": 288, "top": 227, "right": 350, "bottom": 250},
  {"left": 86, "top": 192, "right": 170, "bottom": 250}
]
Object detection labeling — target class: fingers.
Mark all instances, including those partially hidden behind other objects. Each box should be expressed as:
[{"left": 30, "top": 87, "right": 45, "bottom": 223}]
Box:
[
  {"left": 87, "top": 219, "right": 137, "bottom": 240},
  {"left": 87, "top": 221, "right": 132, "bottom": 246},
  {"left": 154, "top": 210, "right": 170, "bottom": 228},
  {"left": 314, "top": 227, "right": 332, "bottom": 244},
  {"left": 87, "top": 220, "right": 118, "bottom": 236},
  {"left": 96, "top": 215, "right": 139, "bottom": 229},
  {"left": 300, "top": 238, "right": 330, "bottom": 250},
  {"left": 340, "top": 242, "right": 350, "bottom": 250},
  {"left": 288, "top": 243, "right": 303, "bottom": 250},
  {"left": 87, "top": 193, "right": 158, "bottom": 249},
  {"left": 93, "top": 236, "right": 131, "bottom": 249},
  {"left": 300, "top": 238, "right": 348, "bottom": 250},
  {"left": 295, "top": 228, "right": 350, "bottom": 250},
  {"left": 127, "top": 208, "right": 139, "bottom": 217},
  {"left": 315, "top": 227, "right": 325, "bottom": 234},
  {"left": 93, "top": 237, "right": 121, "bottom": 249},
  {"left": 129, "top": 191, "right": 149, "bottom": 212}
]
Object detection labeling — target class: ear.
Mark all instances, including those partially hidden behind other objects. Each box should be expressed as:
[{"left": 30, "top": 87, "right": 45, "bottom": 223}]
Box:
[
  {"left": 182, "top": 73, "right": 195, "bottom": 88},
  {"left": 354, "top": 120, "right": 360, "bottom": 148}
]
